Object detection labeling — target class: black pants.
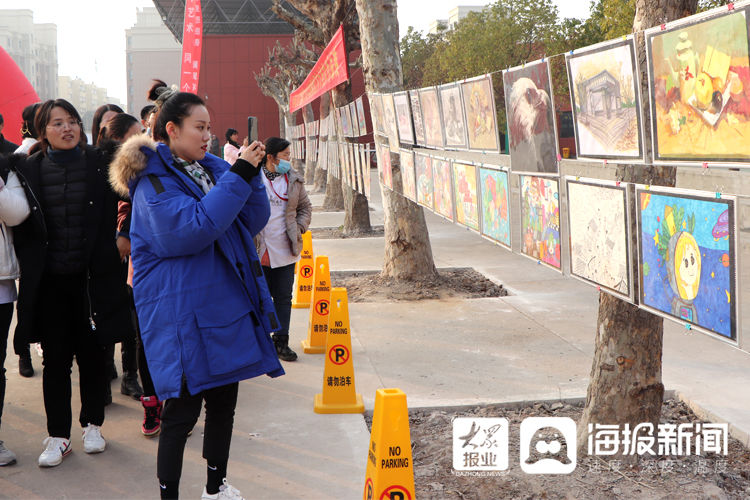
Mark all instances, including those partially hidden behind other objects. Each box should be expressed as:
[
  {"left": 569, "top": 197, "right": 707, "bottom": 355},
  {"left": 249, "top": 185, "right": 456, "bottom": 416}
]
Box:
[
  {"left": 262, "top": 262, "right": 296, "bottom": 336},
  {"left": 12, "top": 311, "right": 28, "bottom": 359},
  {"left": 39, "top": 273, "right": 106, "bottom": 439},
  {"left": 130, "top": 286, "right": 155, "bottom": 397},
  {"left": 157, "top": 382, "right": 239, "bottom": 482},
  {"left": 0, "top": 302, "right": 13, "bottom": 430}
]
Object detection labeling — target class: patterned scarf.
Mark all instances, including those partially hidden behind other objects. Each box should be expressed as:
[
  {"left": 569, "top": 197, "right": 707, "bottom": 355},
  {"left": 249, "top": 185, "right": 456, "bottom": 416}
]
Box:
[
  {"left": 172, "top": 155, "right": 214, "bottom": 194},
  {"left": 263, "top": 165, "right": 282, "bottom": 181}
]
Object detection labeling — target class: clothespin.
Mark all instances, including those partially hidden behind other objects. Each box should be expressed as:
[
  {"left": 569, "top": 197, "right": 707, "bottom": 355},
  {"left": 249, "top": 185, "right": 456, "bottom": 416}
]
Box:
[
  {"left": 604, "top": 159, "right": 608, "bottom": 166},
  {"left": 660, "top": 23, "right": 666, "bottom": 31},
  {"left": 728, "top": 3, "right": 735, "bottom": 11},
  {"left": 556, "top": 153, "right": 562, "bottom": 162},
  {"left": 622, "top": 35, "right": 627, "bottom": 41},
  {"left": 596, "top": 286, "right": 601, "bottom": 292},
  {"left": 685, "top": 324, "right": 692, "bottom": 331},
  {"left": 576, "top": 176, "right": 580, "bottom": 181},
  {"left": 541, "top": 54, "right": 546, "bottom": 62},
  {"left": 615, "top": 181, "right": 621, "bottom": 187},
  {"left": 702, "top": 161, "right": 709, "bottom": 170},
  {"left": 569, "top": 49, "right": 574, "bottom": 55},
  {"left": 537, "top": 260, "right": 541, "bottom": 265},
  {"left": 715, "top": 192, "right": 721, "bottom": 199},
  {"left": 645, "top": 184, "right": 651, "bottom": 190}
]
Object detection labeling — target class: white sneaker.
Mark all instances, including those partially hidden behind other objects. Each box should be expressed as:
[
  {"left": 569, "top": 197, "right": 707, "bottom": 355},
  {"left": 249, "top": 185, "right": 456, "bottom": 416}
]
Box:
[
  {"left": 38, "top": 437, "right": 71, "bottom": 467},
  {"left": 0, "top": 440, "right": 17, "bottom": 466},
  {"left": 82, "top": 424, "right": 106, "bottom": 453},
  {"left": 201, "top": 479, "right": 245, "bottom": 500}
]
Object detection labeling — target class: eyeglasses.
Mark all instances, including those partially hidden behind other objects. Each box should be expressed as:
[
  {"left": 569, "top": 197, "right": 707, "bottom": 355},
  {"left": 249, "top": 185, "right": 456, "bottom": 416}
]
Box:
[{"left": 47, "top": 119, "right": 81, "bottom": 131}]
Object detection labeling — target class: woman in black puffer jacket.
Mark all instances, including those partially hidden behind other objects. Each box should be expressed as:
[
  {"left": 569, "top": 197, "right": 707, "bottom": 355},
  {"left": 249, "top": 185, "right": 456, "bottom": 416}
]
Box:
[{"left": 13, "top": 99, "right": 133, "bottom": 468}]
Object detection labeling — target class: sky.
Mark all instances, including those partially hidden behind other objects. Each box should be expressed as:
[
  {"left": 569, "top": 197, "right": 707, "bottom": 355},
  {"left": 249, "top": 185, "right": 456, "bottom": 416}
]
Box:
[{"left": 1, "top": 0, "right": 592, "bottom": 107}]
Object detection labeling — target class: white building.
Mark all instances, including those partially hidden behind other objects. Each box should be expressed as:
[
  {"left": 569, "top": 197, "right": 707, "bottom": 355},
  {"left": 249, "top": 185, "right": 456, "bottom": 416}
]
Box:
[
  {"left": 427, "top": 5, "right": 486, "bottom": 34},
  {"left": 58, "top": 75, "right": 122, "bottom": 129},
  {"left": 125, "top": 7, "right": 181, "bottom": 116},
  {"left": 0, "top": 9, "right": 58, "bottom": 100}
]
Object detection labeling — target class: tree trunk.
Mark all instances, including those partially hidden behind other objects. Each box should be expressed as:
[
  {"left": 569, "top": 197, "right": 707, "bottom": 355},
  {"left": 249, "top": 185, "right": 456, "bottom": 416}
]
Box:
[
  {"left": 578, "top": 0, "right": 697, "bottom": 454},
  {"left": 278, "top": 107, "right": 286, "bottom": 137},
  {"left": 314, "top": 93, "right": 330, "bottom": 193},
  {"left": 356, "top": 0, "right": 437, "bottom": 279}
]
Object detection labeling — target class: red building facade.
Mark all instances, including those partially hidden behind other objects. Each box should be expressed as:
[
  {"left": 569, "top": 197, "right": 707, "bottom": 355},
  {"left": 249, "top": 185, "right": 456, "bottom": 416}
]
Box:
[{"left": 153, "top": 0, "right": 367, "bottom": 145}]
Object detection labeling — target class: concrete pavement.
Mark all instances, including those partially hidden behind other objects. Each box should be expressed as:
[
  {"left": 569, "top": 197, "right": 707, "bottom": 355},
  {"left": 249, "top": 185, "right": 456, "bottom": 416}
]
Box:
[{"left": 1, "top": 170, "right": 748, "bottom": 499}]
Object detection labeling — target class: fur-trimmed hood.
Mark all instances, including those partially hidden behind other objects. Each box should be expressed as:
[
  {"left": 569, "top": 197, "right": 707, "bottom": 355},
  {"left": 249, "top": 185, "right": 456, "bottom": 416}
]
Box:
[{"left": 109, "top": 134, "right": 158, "bottom": 198}]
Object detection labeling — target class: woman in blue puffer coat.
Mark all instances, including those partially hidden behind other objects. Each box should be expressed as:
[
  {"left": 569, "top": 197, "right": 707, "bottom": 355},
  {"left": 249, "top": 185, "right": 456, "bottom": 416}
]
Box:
[{"left": 109, "top": 83, "right": 283, "bottom": 500}]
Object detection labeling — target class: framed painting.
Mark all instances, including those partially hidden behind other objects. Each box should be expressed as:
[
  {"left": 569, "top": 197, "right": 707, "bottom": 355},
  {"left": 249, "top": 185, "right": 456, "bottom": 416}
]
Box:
[
  {"left": 646, "top": 4, "right": 750, "bottom": 166},
  {"left": 438, "top": 82, "right": 468, "bottom": 149},
  {"left": 520, "top": 174, "right": 561, "bottom": 270},
  {"left": 356, "top": 96, "right": 368, "bottom": 135},
  {"left": 370, "top": 93, "right": 386, "bottom": 137},
  {"left": 381, "top": 93, "right": 401, "bottom": 153},
  {"left": 409, "top": 90, "right": 426, "bottom": 146},
  {"left": 400, "top": 149, "right": 417, "bottom": 202},
  {"left": 362, "top": 144, "right": 371, "bottom": 199},
  {"left": 432, "top": 157, "right": 454, "bottom": 221},
  {"left": 503, "top": 60, "right": 559, "bottom": 174},
  {"left": 415, "top": 152, "right": 434, "bottom": 209},
  {"left": 479, "top": 166, "right": 511, "bottom": 248},
  {"left": 566, "top": 36, "right": 644, "bottom": 161},
  {"left": 340, "top": 106, "right": 352, "bottom": 138},
  {"left": 452, "top": 161, "right": 479, "bottom": 231},
  {"left": 419, "top": 87, "right": 445, "bottom": 149},
  {"left": 566, "top": 177, "right": 632, "bottom": 301},
  {"left": 349, "top": 103, "right": 360, "bottom": 137},
  {"left": 378, "top": 143, "right": 393, "bottom": 190},
  {"left": 393, "top": 91, "right": 415, "bottom": 145},
  {"left": 460, "top": 74, "right": 500, "bottom": 152},
  {"left": 636, "top": 186, "right": 737, "bottom": 340}
]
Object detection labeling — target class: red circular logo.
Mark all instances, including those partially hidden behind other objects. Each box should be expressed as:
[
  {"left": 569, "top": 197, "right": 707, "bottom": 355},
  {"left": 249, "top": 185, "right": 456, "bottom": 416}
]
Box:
[
  {"left": 380, "top": 485, "right": 412, "bottom": 500},
  {"left": 315, "top": 299, "right": 330, "bottom": 316},
  {"left": 328, "top": 344, "right": 349, "bottom": 365},
  {"left": 300, "top": 265, "right": 313, "bottom": 278}
]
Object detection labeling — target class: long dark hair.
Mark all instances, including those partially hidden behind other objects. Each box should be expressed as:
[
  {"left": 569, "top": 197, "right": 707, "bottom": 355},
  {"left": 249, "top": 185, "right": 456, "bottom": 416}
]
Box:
[
  {"left": 34, "top": 99, "right": 88, "bottom": 154},
  {"left": 147, "top": 81, "right": 204, "bottom": 144},
  {"left": 91, "top": 103, "right": 124, "bottom": 145},
  {"left": 225, "top": 128, "right": 239, "bottom": 148},
  {"left": 20, "top": 102, "right": 41, "bottom": 139}
]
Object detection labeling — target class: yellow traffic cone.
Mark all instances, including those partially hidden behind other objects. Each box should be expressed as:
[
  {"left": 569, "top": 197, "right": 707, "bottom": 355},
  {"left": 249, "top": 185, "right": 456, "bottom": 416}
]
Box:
[
  {"left": 301, "top": 256, "right": 331, "bottom": 354},
  {"left": 363, "top": 388, "right": 415, "bottom": 500},
  {"left": 292, "top": 230, "right": 314, "bottom": 308},
  {"left": 314, "top": 287, "right": 364, "bottom": 413}
]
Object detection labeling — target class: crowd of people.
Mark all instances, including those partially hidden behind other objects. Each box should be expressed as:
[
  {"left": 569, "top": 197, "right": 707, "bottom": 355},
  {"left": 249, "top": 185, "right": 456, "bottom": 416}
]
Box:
[{"left": 0, "top": 78, "right": 312, "bottom": 500}]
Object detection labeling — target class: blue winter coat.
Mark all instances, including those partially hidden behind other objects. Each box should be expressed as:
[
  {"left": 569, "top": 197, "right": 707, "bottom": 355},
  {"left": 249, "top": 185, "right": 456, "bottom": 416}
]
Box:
[{"left": 110, "top": 135, "right": 284, "bottom": 400}]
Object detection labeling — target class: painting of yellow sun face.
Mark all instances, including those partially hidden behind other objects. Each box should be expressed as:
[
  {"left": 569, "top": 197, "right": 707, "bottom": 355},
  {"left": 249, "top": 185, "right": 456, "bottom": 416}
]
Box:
[
  {"left": 637, "top": 187, "right": 737, "bottom": 340},
  {"left": 673, "top": 232, "right": 701, "bottom": 301}
]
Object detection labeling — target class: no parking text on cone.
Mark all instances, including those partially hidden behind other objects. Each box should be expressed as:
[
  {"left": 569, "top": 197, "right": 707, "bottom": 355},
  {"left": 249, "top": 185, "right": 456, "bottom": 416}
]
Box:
[
  {"left": 292, "top": 230, "right": 314, "bottom": 308},
  {"left": 314, "top": 287, "right": 364, "bottom": 413},
  {"left": 363, "top": 388, "right": 415, "bottom": 500},
  {"left": 301, "top": 255, "right": 331, "bottom": 354}
]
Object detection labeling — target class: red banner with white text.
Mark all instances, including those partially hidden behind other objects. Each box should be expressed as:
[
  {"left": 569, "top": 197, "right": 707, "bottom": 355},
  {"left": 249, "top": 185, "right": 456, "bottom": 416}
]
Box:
[
  {"left": 180, "top": 0, "right": 203, "bottom": 93},
  {"left": 289, "top": 25, "right": 349, "bottom": 113}
]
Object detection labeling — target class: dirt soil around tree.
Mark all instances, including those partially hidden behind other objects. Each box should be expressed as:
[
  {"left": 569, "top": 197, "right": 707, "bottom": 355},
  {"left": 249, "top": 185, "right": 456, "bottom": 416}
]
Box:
[
  {"left": 311, "top": 225, "right": 385, "bottom": 239},
  {"left": 369, "top": 399, "right": 750, "bottom": 499},
  {"left": 330, "top": 268, "right": 508, "bottom": 302}
]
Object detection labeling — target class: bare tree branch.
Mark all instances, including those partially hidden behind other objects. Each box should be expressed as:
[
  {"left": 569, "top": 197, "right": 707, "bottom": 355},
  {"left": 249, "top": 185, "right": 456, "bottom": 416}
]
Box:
[{"left": 272, "top": 0, "right": 325, "bottom": 46}]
